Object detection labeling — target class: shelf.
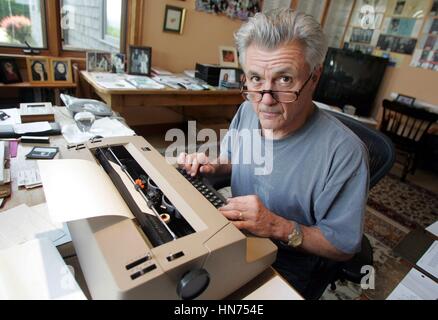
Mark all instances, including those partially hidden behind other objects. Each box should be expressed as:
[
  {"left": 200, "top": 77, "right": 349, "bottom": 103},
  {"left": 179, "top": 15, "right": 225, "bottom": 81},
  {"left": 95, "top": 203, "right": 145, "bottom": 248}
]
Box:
[{"left": 0, "top": 82, "right": 77, "bottom": 89}]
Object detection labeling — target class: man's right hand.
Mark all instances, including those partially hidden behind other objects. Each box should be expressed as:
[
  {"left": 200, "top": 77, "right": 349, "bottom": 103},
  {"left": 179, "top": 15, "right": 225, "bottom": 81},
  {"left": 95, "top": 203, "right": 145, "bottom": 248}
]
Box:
[{"left": 177, "top": 153, "right": 217, "bottom": 177}]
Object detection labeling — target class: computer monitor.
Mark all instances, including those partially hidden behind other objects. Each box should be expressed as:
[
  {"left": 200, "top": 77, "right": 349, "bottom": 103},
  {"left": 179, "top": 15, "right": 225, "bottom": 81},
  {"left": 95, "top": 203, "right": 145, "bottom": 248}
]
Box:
[{"left": 314, "top": 48, "right": 389, "bottom": 117}]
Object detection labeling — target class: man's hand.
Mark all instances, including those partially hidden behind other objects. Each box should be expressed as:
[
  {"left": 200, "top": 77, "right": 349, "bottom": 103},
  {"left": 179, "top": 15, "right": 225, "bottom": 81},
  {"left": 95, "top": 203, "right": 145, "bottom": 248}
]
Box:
[
  {"left": 219, "top": 195, "right": 285, "bottom": 238},
  {"left": 177, "top": 152, "right": 216, "bottom": 177}
]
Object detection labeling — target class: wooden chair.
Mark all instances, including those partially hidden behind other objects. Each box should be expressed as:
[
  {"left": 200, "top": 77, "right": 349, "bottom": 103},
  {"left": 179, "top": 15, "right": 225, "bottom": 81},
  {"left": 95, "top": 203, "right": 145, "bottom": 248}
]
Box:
[{"left": 381, "top": 99, "right": 438, "bottom": 181}]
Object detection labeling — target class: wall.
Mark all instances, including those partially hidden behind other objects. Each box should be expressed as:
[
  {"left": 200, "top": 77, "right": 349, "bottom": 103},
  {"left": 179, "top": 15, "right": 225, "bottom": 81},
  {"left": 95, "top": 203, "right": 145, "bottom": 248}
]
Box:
[
  {"left": 133, "top": 0, "right": 243, "bottom": 125},
  {"left": 373, "top": 58, "right": 438, "bottom": 119},
  {"left": 140, "top": 0, "right": 243, "bottom": 73},
  {"left": 137, "top": 1, "right": 438, "bottom": 122}
]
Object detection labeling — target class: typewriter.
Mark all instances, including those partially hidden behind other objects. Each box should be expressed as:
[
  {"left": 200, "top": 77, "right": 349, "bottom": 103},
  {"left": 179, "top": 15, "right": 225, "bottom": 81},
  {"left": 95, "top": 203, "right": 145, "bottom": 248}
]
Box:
[{"left": 59, "top": 136, "right": 277, "bottom": 300}]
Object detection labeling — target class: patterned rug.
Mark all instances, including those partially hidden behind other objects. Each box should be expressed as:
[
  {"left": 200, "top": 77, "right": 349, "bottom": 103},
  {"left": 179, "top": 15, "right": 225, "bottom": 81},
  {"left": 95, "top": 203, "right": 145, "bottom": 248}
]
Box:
[{"left": 367, "top": 174, "right": 438, "bottom": 230}]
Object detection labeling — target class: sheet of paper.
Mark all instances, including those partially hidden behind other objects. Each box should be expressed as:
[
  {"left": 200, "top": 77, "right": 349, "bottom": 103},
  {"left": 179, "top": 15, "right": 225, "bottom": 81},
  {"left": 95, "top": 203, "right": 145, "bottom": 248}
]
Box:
[
  {"left": 38, "top": 159, "right": 134, "bottom": 223},
  {"left": 243, "top": 275, "right": 303, "bottom": 300},
  {"left": 31, "top": 203, "right": 72, "bottom": 247},
  {"left": 0, "top": 108, "right": 21, "bottom": 125},
  {"left": 417, "top": 241, "right": 438, "bottom": 280},
  {"left": 0, "top": 204, "right": 65, "bottom": 251},
  {"left": 387, "top": 268, "right": 438, "bottom": 300},
  {"left": 0, "top": 238, "right": 86, "bottom": 300},
  {"left": 109, "top": 161, "right": 155, "bottom": 216},
  {"left": 98, "top": 79, "right": 137, "bottom": 90},
  {"left": 17, "top": 168, "right": 42, "bottom": 189},
  {"left": 426, "top": 221, "right": 438, "bottom": 237},
  {"left": 13, "top": 122, "right": 51, "bottom": 134},
  {"left": 62, "top": 117, "right": 136, "bottom": 144}
]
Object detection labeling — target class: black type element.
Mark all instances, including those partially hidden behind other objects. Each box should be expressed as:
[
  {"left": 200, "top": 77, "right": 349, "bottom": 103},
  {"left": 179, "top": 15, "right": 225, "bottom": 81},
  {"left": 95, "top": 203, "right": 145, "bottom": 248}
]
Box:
[
  {"left": 95, "top": 146, "right": 196, "bottom": 246},
  {"left": 95, "top": 147, "right": 174, "bottom": 247}
]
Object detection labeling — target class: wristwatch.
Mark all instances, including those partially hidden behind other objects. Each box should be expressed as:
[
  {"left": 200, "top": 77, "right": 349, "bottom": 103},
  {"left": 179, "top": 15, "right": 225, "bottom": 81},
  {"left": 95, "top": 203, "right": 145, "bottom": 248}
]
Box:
[{"left": 286, "top": 221, "right": 303, "bottom": 248}]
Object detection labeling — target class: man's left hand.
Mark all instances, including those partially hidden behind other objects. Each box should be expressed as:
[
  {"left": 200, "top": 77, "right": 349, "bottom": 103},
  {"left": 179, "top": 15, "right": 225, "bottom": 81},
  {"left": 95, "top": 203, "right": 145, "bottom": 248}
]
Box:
[{"left": 219, "top": 195, "right": 279, "bottom": 238}]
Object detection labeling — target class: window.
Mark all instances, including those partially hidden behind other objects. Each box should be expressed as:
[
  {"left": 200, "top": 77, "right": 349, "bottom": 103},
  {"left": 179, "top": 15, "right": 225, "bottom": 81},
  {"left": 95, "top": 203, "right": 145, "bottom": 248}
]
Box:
[
  {"left": 103, "top": 0, "right": 122, "bottom": 46},
  {"left": 60, "top": 0, "right": 125, "bottom": 52},
  {"left": 0, "top": 0, "right": 46, "bottom": 48}
]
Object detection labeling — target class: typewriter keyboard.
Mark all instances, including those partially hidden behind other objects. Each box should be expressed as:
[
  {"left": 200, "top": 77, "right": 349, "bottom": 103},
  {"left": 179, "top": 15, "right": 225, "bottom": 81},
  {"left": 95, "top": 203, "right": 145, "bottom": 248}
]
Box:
[{"left": 177, "top": 168, "right": 226, "bottom": 208}]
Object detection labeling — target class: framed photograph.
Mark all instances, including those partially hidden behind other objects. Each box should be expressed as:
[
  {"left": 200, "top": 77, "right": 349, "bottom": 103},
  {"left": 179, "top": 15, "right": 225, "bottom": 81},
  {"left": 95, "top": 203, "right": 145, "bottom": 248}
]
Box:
[
  {"left": 219, "top": 46, "right": 239, "bottom": 68},
  {"left": 219, "top": 69, "right": 237, "bottom": 87},
  {"left": 128, "top": 46, "right": 152, "bottom": 76},
  {"left": 86, "top": 51, "right": 112, "bottom": 73},
  {"left": 26, "top": 57, "right": 50, "bottom": 83},
  {"left": 350, "top": 27, "right": 374, "bottom": 44},
  {"left": 393, "top": 0, "right": 405, "bottom": 15},
  {"left": 0, "top": 58, "right": 22, "bottom": 84},
  {"left": 111, "top": 53, "right": 125, "bottom": 74},
  {"left": 163, "top": 5, "right": 186, "bottom": 34},
  {"left": 395, "top": 94, "right": 416, "bottom": 106},
  {"left": 50, "top": 58, "right": 72, "bottom": 83}
]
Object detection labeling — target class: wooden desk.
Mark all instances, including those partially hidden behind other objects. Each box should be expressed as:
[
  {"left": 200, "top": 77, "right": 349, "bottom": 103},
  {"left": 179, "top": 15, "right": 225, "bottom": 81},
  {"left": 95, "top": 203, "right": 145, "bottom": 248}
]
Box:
[{"left": 80, "top": 71, "right": 243, "bottom": 126}]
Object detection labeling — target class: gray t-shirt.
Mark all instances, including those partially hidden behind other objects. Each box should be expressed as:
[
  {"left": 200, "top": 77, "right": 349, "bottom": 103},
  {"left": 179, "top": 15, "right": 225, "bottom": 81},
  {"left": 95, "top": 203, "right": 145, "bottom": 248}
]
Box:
[{"left": 220, "top": 102, "right": 369, "bottom": 254}]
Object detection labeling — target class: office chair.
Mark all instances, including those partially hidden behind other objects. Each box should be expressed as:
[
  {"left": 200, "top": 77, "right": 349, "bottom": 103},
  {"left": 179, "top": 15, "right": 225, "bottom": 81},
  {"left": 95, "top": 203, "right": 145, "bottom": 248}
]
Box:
[
  {"left": 206, "top": 108, "right": 396, "bottom": 299},
  {"left": 380, "top": 99, "right": 438, "bottom": 181},
  {"left": 323, "top": 110, "right": 395, "bottom": 295}
]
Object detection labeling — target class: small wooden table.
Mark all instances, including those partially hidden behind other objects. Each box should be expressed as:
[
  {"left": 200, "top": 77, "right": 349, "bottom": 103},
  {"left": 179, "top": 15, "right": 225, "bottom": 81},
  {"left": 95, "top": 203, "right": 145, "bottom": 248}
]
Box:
[{"left": 80, "top": 71, "right": 243, "bottom": 126}]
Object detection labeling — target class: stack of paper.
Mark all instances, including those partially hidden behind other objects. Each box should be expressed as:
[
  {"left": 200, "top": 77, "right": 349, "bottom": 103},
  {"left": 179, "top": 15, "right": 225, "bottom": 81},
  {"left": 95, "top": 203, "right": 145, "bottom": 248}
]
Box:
[
  {"left": 0, "top": 238, "right": 86, "bottom": 300},
  {"left": 125, "top": 76, "right": 165, "bottom": 89},
  {"left": 17, "top": 168, "right": 42, "bottom": 189},
  {"left": 62, "top": 117, "right": 136, "bottom": 144},
  {"left": 387, "top": 268, "right": 438, "bottom": 300},
  {"left": 0, "top": 108, "right": 21, "bottom": 126},
  {"left": 0, "top": 204, "right": 71, "bottom": 250},
  {"left": 13, "top": 122, "right": 51, "bottom": 135}
]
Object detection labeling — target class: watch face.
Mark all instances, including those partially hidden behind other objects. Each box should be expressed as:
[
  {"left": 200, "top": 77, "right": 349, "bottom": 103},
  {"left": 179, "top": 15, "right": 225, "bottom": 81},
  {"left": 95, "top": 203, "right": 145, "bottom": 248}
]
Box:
[
  {"left": 288, "top": 227, "right": 303, "bottom": 247},
  {"left": 290, "top": 236, "right": 303, "bottom": 247}
]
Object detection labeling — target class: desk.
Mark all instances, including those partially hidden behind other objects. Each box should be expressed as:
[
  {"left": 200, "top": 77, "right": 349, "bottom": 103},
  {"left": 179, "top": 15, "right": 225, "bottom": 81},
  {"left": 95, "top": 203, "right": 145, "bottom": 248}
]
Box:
[
  {"left": 80, "top": 71, "right": 243, "bottom": 126},
  {"left": 0, "top": 109, "right": 302, "bottom": 300}
]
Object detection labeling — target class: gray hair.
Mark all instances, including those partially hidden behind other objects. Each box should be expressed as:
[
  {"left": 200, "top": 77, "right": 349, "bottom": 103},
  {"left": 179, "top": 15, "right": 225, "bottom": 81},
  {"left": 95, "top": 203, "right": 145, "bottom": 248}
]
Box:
[{"left": 235, "top": 9, "right": 328, "bottom": 71}]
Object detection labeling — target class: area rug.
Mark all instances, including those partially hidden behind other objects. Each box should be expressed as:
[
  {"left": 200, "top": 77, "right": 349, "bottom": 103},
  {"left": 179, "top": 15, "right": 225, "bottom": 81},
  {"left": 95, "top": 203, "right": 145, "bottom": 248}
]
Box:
[
  {"left": 367, "top": 174, "right": 438, "bottom": 230},
  {"left": 321, "top": 208, "right": 409, "bottom": 300}
]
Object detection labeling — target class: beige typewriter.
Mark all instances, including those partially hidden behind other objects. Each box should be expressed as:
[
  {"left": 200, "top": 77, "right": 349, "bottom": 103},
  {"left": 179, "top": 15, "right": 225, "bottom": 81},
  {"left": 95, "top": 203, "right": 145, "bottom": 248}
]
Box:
[{"left": 60, "top": 136, "right": 277, "bottom": 300}]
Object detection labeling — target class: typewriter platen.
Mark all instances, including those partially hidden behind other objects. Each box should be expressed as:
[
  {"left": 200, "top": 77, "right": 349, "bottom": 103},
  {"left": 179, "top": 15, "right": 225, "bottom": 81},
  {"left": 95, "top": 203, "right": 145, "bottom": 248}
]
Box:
[{"left": 61, "top": 136, "right": 277, "bottom": 300}]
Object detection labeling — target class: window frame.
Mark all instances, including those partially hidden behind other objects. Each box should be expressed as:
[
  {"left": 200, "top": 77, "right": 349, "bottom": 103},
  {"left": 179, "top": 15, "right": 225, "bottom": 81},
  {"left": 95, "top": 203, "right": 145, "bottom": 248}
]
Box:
[
  {"left": 62, "top": 0, "right": 127, "bottom": 54},
  {"left": 0, "top": 0, "right": 131, "bottom": 58},
  {"left": 102, "top": 0, "right": 122, "bottom": 47},
  {"left": 0, "top": 0, "right": 48, "bottom": 50}
]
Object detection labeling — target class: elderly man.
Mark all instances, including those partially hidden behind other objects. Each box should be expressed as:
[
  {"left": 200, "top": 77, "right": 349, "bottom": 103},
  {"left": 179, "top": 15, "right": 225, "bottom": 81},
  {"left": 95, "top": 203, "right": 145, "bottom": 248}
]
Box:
[{"left": 179, "top": 9, "right": 369, "bottom": 299}]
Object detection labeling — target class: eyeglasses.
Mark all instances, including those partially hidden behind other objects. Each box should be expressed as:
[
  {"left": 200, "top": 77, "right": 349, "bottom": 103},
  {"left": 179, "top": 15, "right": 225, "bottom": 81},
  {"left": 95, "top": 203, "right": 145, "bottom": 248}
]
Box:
[{"left": 241, "top": 72, "right": 314, "bottom": 104}]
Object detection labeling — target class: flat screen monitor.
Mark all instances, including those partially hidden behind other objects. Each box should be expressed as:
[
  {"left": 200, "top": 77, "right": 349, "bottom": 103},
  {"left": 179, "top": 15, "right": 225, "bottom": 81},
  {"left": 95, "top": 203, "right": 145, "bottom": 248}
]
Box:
[{"left": 314, "top": 48, "right": 389, "bottom": 117}]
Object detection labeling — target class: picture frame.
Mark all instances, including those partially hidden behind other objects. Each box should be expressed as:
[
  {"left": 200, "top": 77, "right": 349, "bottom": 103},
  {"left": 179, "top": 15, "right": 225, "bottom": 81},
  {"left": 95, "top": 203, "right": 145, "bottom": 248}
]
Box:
[
  {"left": 26, "top": 57, "right": 50, "bottom": 83},
  {"left": 395, "top": 94, "right": 416, "bottom": 106},
  {"left": 163, "top": 5, "right": 186, "bottom": 34},
  {"left": 0, "top": 58, "right": 22, "bottom": 84},
  {"left": 219, "top": 69, "right": 237, "bottom": 87},
  {"left": 86, "top": 51, "right": 112, "bottom": 73},
  {"left": 128, "top": 46, "right": 152, "bottom": 76},
  {"left": 219, "top": 46, "right": 239, "bottom": 68},
  {"left": 50, "top": 58, "right": 73, "bottom": 83},
  {"left": 111, "top": 53, "right": 126, "bottom": 74}
]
